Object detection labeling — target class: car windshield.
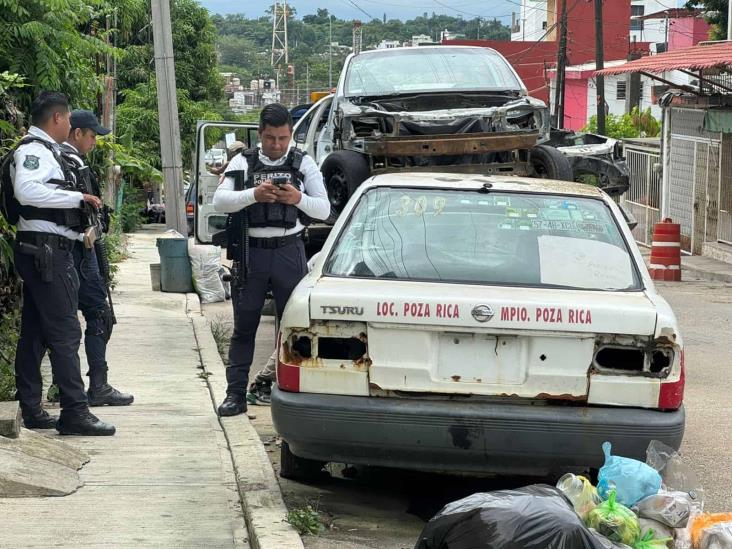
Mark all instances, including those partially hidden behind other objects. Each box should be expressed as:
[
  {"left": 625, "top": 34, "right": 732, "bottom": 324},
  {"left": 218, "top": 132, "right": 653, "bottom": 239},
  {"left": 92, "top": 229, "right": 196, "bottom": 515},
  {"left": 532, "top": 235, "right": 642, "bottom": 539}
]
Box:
[
  {"left": 344, "top": 48, "right": 523, "bottom": 97},
  {"left": 324, "top": 187, "right": 641, "bottom": 291}
]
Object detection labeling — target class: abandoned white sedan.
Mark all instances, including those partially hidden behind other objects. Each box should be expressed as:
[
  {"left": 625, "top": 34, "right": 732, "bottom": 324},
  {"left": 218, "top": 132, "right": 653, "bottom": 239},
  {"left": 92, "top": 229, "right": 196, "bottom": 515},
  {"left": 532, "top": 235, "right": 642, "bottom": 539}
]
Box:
[{"left": 271, "top": 173, "right": 685, "bottom": 479}]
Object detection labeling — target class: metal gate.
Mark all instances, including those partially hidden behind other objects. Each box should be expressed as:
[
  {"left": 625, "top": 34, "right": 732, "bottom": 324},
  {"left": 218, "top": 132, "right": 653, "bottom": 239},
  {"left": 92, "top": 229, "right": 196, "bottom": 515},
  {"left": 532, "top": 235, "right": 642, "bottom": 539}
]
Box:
[
  {"left": 623, "top": 140, "right": 661, "bottom": 246},
  {"left": 666, "top": 107, "right": 722, "bottom": 254},
  {"left": 719, "top": 134, "right": 732, "bottom": 245}
]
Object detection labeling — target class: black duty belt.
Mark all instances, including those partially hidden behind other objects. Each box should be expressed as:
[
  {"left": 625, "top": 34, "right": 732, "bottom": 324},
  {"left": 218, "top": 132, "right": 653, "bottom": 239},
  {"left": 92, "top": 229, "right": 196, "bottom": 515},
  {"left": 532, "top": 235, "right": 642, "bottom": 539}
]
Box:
[
  {"left": 16, "top": 231, "right": 77, "bottom": 251},
  {"left": 248, "top": 231, "right": 303, "bottom": 249}
]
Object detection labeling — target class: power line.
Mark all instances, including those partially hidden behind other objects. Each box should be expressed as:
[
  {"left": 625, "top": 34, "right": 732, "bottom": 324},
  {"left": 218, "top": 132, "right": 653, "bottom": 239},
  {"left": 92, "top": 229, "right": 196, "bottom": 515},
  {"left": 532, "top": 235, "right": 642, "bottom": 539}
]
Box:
[{"left": 342, "top": 0, "right": 376, "bottom": 20}]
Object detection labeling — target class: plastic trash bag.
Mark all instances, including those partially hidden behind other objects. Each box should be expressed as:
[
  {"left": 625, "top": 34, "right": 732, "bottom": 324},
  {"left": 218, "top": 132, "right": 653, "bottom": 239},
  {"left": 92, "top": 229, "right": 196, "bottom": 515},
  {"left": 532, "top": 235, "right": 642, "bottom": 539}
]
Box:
[
  {"left": 637, "top": 518, "right": 673, "bottom": 544},
  {"left": 646, "top": 440, "right": 704, "bottom": 513},
  {"left": 598, "top": 441, "right": 662, "bottom": 506},
  {"left": 690, "top": 514, "right": 732, "bottom": 548},
  {"left": 633, "top": 491, "right": 692, "bottom": 528},
  {"left": 557, "top": 473, "right": 602, "bottom": 519},
  {"left": 188, "top": 241, "right": 225, "bottom": 303},
  {"left": 632, "top": 529, "right": 672, "bottom": 549},
  {"left": 698, "top": 521, "right": 732, "bottom": 549},
  {"left": 414, "top": 485, "right": 605, "bottom": 549},
  {"left": 590, "top": 529, "right": 633, "bottom": 549},
  {"left": 586, "top": 489, "right": 642, "bottom": 545}
]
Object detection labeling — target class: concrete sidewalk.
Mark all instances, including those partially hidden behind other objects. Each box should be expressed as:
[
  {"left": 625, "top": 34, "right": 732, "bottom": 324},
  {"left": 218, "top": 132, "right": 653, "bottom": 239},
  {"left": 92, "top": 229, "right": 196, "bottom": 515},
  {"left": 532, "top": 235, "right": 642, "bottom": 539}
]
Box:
[
  {"left": 640, "top": 246, "right": 732, "bottom": 283},
  {"left": 1, "top": 227, "right": 249, "bottom": 548}
]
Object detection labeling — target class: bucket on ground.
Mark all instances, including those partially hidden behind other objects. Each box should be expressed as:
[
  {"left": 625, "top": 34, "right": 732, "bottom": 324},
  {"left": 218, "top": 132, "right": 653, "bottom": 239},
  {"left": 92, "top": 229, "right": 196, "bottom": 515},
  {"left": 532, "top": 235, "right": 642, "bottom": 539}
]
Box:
[
  {"left": 149, "top": 263, "right": 161, "bottom": 291},
  {"left": 649, "top": 218, "right": 682, "bottom": 282},
  {"left": 156, "top": 236, "right": 193, "bottom": 293}
]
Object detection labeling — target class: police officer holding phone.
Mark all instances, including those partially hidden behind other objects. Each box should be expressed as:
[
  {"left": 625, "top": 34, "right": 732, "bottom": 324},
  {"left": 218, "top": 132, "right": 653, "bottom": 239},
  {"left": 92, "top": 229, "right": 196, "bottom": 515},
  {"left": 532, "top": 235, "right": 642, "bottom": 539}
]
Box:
[
  {"left": 213, "top": 103, "right": 330, "bottom": 417},
  {"left": 9, "top": 92, "right": 115, "bottom": 435}
]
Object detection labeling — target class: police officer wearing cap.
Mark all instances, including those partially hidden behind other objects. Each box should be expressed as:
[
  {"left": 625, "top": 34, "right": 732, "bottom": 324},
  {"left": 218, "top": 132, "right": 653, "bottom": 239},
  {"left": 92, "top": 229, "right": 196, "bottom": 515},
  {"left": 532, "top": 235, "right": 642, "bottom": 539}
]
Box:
[
  {"left": 213, "top": 103, "right": 330, "bottom": 416},
  {"left": 11, "top": 92, "right": 115, "bottom": 435},
  {"left": 60, "top": 109, "right": 134, "bottom": 407}
]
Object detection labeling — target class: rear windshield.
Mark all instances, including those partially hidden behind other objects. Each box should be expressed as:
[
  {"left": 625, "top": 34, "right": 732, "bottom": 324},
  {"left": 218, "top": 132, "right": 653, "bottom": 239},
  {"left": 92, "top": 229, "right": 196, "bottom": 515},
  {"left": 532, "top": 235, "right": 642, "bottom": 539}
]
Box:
[
  {"left": 344, "top": 47, "right": 523, "bottom": 96},
  {"left": 324, "top": 188, "right": 641, "bottom": 291}
]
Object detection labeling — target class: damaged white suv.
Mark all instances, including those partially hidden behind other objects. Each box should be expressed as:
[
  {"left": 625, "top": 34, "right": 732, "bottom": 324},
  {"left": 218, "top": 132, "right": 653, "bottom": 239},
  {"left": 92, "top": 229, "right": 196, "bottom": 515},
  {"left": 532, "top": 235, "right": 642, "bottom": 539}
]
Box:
[{"left": 272, "top": 173, "right": 685, "bottom": 480}]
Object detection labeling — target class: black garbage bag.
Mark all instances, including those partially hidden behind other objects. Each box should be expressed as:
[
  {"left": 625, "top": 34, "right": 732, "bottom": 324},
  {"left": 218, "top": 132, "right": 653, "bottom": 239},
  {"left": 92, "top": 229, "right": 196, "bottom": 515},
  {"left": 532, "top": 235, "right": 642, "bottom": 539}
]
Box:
[{"left": 415, "top": 484, "right": 604, "bottom": 549}]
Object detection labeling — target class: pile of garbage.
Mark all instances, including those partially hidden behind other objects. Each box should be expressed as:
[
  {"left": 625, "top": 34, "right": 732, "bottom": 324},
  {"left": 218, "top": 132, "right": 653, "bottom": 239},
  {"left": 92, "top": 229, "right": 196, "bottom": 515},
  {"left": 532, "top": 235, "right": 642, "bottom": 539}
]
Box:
[{"left": 415, "top": 441, "right": 732, "bottom": 549}]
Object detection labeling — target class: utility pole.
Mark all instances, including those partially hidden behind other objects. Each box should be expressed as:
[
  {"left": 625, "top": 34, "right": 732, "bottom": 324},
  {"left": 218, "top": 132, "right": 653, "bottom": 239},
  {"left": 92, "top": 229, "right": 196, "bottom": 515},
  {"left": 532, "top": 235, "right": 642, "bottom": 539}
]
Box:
[
  {"left": 353, "top": 20, "right": 363, "bottom": 56},
  {"left": 594, "top": 0, "right": 606, "bottom": 135},
  {"left": 553, "top": 0, "right": 568, "bottom": 128},
  {"left": 151, "top": 0, "right": 186, "bottom": 233},
  {"left": 626, "top": 37, "right": 642, "bottom": 115},
  {"left": 306, "top": 63, "right": 310, "bottom": 101},
  {"left": 728, "top": 1, "right": 732, "bottom": 40},
  {"left": 329, "top": 15, "right": 333, "bottom": 89}
]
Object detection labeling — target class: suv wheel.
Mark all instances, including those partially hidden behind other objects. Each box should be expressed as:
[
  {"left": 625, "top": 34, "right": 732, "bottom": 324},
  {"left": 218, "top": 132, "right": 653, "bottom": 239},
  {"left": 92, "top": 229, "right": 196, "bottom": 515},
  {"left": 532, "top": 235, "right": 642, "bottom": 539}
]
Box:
[
  {"left": 279, "top": 441, "right": 326, "bottom": 481},
  {"left": 529, "top": 144, "right": 574, "bottom": 181},
  {"left": 320, "top": 151, "right": 370, "bottom": 223}
]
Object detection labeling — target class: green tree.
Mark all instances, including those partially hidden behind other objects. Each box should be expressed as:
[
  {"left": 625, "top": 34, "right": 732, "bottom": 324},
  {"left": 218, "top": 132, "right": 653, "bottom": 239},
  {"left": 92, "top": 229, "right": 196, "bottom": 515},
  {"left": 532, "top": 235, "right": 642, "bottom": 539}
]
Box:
[{"left": 684, "top": 0, "right": 727, "bottom": 39}]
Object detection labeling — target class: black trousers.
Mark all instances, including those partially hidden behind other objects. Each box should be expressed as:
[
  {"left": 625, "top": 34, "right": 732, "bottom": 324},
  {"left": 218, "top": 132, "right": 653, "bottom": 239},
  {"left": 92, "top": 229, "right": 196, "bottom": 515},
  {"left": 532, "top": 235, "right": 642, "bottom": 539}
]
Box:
[
  {"left": 73, "top": 245, "right": 111, "bottom": 379},
  {"left": 14, "top": 239, "right": 87, "bottom": 412},
  {"left": 227, "top": 239, "right": 307, "bottom": 396}
]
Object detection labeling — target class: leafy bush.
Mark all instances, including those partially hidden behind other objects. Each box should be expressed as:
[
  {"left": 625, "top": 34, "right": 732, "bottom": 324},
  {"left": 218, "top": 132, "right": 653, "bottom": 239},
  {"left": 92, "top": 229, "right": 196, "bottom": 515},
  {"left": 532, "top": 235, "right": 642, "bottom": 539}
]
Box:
[
  {"left": 583, "top": 107, "right": 661, "bottom": 139},
  {"left": 286, "top": 505, "right": 324, "bottom": 536}
]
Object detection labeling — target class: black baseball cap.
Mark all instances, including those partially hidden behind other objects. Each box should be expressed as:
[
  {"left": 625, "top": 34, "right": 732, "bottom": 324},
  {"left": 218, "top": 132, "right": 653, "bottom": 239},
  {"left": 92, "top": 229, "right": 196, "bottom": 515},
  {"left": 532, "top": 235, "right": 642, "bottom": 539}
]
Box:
[{"left": 70, "top": 109, "right": 111, "bottom": 136}]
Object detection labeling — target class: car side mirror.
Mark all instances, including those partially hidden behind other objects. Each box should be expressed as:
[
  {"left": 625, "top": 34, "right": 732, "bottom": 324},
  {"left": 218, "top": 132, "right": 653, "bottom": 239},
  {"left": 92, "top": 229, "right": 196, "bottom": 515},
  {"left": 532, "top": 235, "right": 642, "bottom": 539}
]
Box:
[{"left": 619, "top": 203, "right": 638, "bottom": 231}]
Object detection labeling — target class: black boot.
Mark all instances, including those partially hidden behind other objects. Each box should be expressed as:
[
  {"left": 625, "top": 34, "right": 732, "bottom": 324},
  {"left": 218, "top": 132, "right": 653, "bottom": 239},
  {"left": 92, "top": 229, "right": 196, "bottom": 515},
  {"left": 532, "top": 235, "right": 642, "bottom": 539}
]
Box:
[
  {"left": 218, "top": 393, "right": 247, "bottom": 417},
  {"left": 22, "top": 408, "right": 58, "bottom": 429},
  {"left": 56, "top": 407, "right": 116, "bottom": 436},
  {"left": 88, "top": 370, "right": 134, "bottom": 406}
]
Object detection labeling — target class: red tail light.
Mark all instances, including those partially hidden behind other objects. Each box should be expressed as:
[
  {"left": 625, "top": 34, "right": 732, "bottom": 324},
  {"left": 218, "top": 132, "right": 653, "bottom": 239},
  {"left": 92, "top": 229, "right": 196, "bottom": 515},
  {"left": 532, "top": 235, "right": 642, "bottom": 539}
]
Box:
[
  {"left": 186, "top": 203, "right": 194, "bottom": 215},
  {"left": 276, "top": 334, "right": 301, "bottom": 392},
  {"left": 658, "top": 350, "right": 685, "bottom": 410}
]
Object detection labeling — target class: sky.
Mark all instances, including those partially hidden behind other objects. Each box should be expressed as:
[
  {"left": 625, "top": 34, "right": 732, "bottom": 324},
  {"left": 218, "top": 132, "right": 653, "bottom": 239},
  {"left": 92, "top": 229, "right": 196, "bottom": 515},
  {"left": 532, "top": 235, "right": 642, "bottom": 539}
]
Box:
[{"left": 196, "top": 0, "right": 514, "bottom": 24}]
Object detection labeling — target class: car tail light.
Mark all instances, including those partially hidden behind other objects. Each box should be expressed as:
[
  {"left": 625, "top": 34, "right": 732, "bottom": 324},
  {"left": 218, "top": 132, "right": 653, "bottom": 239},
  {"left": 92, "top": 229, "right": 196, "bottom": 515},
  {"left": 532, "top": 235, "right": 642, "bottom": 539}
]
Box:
[
  {"left": 186, "top": 202, "right": 194, "bottom": 215},
  {"left": 658, "top": 350, "right": 685, "bottom": 410},
  {"left": 276, "top": 334, "right": 300, "bottom": 392}
]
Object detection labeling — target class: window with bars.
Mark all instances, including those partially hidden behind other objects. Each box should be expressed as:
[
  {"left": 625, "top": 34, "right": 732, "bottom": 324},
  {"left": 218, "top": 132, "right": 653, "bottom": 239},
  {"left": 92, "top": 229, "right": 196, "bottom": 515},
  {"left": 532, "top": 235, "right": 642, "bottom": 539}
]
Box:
[
  {"left": 616, "top": 80, "right": 644, "bottom": 101},
  {"left": 631, "top": 5, "right": 644, "bottom": 31}
]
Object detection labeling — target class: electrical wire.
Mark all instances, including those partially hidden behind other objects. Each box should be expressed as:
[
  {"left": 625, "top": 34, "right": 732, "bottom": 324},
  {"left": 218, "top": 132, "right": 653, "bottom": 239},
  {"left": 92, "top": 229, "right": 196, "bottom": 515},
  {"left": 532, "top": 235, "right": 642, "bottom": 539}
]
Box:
[{"left": 342, "top": 0, "right": 376, "bottom": 20}]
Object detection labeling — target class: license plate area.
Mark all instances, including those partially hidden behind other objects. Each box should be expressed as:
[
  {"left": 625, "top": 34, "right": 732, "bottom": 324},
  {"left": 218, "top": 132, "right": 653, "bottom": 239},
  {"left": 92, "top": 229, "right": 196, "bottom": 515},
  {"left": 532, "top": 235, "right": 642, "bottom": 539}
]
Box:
[{"left": 436, "top": 333, "right": 527, "bottom": 385}]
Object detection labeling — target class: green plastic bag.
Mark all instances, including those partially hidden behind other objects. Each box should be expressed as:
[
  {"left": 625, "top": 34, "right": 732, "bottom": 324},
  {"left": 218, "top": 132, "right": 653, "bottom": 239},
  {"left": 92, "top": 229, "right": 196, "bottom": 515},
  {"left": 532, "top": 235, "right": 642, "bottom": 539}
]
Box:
[
  {"left": 633, "top": 529, "right": 673, "bottom": 549},
  {"left": 586, "top": 489, "right": 641, "bottom": 545}
]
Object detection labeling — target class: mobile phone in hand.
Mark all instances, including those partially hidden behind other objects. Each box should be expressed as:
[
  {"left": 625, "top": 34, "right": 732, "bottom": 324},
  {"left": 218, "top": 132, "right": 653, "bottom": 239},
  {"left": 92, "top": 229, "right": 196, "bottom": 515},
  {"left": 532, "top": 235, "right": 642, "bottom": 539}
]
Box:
[{"left": 272, "top": 176, "right": 288, "bottom": 187}]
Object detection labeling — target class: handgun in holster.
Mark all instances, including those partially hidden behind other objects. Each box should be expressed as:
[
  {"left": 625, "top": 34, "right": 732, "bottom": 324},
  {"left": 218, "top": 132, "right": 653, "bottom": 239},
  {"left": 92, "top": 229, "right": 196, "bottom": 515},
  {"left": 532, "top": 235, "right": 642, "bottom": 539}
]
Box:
[{"left": 17, "top": 241, "right": 54, "bottom": 283}]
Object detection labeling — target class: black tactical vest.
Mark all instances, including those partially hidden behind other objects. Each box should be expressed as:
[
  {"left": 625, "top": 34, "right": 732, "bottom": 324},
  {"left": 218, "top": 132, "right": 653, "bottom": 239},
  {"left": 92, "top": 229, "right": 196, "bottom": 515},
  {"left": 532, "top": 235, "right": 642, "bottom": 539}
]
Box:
[
  {"left": 0, "top": 136, "right": 86, "bottom": 230},
  {"left": 59, "top": 143, "right": 94, "bottom": 195},
  {"left": 235, "top": 147, "right": 311, "bottom": 229}
]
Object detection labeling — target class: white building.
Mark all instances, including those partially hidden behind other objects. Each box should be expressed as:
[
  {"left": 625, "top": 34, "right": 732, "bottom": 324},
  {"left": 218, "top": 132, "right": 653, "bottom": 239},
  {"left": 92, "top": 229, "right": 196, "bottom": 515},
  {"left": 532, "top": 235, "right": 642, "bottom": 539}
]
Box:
[
  {"left": 511, "top": 0, "right": 548, "bottom": 42},
  {"left": 511, "top": 0, "right": 685, "bottom": 44},
  {"left": 630, "top": 0, "right": 685, "bottom": 46},
  {"left": 411, "top": 34, "right": 433, "bottom": 47},
  {"left": 377, "top": 40, "right": 402, "bottom": 49}
]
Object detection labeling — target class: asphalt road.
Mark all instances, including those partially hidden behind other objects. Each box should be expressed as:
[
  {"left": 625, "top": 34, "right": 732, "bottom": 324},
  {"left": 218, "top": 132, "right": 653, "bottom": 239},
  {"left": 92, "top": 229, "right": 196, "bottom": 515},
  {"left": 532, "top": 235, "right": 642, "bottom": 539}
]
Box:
[{"left": 203, "top": 274, "right": 732, "bottom": 548}]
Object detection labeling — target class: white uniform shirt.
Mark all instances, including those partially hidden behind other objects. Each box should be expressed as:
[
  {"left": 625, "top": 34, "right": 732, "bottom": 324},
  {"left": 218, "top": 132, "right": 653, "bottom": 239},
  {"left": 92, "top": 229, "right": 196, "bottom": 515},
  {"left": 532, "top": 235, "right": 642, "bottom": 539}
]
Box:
[
  {"left": 12, "top": 126, "right": 83, "bottom": 241},
  {"left": 213, "top": 147, "right": 330, "bottom": 238}
]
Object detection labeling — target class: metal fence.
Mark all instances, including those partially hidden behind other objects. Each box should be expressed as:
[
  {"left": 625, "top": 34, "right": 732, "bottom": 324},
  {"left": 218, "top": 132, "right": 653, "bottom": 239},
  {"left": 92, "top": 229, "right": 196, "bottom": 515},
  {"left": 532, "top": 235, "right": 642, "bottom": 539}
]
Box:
[{"left": 623, "top": 140, "right": 662, "bottom": 246}]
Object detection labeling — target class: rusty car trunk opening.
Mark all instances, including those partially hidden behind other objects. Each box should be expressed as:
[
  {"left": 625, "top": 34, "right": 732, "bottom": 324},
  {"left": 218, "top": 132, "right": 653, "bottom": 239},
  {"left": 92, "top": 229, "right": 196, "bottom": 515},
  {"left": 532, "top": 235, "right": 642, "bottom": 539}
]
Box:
[
  {"left": 318, "top": 337, "right": 367, "bottom": 361},
  {"left": 595, "top": 347, "right": 645, "bottom": 372}
]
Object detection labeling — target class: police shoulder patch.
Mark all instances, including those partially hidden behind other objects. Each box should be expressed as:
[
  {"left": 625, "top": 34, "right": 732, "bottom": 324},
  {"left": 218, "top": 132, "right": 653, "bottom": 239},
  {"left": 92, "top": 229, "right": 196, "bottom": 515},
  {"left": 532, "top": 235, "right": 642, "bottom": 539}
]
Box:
[{"left": 23, "top": 155, "right": 40, "bottom": 170}]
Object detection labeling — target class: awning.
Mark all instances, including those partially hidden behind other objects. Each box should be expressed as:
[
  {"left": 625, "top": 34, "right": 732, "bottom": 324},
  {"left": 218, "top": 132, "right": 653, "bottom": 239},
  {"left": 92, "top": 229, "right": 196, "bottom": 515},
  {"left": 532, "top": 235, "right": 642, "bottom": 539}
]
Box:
[{"left": 596, "top": 41, "right": 732, "bottom": 76}]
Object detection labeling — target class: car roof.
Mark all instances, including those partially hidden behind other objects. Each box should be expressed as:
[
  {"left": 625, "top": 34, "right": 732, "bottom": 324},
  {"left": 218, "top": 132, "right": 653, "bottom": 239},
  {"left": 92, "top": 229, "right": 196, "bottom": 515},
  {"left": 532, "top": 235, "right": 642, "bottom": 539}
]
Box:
[
  {"left": 361, "top": 172, "right": 606, "bottom": 198},
  {"left": 357, "top": 45, "right": 497, "bottom": 56}
]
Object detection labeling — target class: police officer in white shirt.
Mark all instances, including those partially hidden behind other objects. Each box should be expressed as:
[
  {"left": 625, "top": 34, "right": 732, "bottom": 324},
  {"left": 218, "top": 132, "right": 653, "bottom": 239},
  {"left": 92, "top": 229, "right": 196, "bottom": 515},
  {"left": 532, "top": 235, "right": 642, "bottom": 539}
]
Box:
[
  {"left": 213, "top": 103, "right": 330, "bottom": 416},
  {"left": 10, "top": 92, "right": 115, "bottom": 435}
]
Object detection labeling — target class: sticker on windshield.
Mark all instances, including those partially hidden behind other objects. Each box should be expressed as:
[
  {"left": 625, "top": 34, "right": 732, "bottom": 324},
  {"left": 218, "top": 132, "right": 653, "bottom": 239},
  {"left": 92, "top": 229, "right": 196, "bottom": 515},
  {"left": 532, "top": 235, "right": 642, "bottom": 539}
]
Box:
[
  {"left": 414, "top": 196, "right": 427, "bottom": 216},
  {"left": 434, "top": 197, "right": 446, "bottom": 215}
]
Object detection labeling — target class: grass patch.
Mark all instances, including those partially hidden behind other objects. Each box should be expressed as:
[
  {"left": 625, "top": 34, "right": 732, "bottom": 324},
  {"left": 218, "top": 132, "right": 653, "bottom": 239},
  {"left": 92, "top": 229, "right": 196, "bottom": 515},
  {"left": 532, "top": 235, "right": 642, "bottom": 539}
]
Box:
[
  {"left": 209, "top": 314, "right": 232, "bottom": 365},
  {"left": 0, "top": 308, "right": 20, "bottom": 401},
  {"left": 286, "top": 504, "right": 324, "bottom": 536}
]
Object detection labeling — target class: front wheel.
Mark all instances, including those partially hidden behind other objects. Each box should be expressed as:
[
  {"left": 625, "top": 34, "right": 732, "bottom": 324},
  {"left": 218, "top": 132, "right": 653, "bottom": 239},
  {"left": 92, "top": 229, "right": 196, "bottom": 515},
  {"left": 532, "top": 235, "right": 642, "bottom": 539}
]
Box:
[
  {"left": 529, "top": 144, "right": 574, "bottom": 181},
  {"left": 320, "top": 151, "right": 371, "bottom": 224}
]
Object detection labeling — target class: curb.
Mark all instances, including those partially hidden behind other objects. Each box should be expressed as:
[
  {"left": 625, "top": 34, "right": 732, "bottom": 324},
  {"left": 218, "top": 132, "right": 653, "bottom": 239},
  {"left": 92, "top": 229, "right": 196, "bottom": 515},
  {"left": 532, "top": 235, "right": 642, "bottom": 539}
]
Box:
[
  {"left": 187, "top": 294, "right": 304, "bottom": 549},
  {"left": 681, "top": 263, "right": 732, "bottom": 284}
]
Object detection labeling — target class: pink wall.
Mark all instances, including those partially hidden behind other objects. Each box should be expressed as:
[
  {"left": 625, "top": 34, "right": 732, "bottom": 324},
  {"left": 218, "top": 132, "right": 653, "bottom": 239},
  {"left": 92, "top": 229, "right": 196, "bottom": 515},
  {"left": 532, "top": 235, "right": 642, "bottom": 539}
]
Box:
[
  {"left": 669, "top": 17, "right": 711, "bottom": 50},
  {"left": 563, "top": 79, "right": 589, "bottom": 130}
]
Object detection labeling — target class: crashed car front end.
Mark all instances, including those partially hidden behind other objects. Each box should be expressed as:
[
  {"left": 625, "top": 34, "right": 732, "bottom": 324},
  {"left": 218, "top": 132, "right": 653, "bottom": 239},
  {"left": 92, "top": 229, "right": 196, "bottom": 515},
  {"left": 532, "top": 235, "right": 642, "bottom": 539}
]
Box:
[
  {"left": 335, "top": 94, "right": 550, "bottom": 175},
  {"left": 549, "top": 129, "right": 630, "bottom": 196}
]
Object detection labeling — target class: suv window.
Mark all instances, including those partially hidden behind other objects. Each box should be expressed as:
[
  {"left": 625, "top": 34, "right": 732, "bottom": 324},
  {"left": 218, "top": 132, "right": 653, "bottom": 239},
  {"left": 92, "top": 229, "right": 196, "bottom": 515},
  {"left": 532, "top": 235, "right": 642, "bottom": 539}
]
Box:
[
  {"left": 324, "top": 188, "right": 640, "bottom": 291},
  {"left": 345, "top": 47, "right": 523, "bottom": 96}
]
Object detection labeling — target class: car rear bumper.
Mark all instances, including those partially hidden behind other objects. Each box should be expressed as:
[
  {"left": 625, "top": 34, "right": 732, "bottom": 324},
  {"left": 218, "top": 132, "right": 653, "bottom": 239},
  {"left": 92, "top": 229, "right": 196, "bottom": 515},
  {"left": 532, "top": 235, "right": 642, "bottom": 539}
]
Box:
[{"left": 271, "top": 387, "right": 685, "bottom": 475}]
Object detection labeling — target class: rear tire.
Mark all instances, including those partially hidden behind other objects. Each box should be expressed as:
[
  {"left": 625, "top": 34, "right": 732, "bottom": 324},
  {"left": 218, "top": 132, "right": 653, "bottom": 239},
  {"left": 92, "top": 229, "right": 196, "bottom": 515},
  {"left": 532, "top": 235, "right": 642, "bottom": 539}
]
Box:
[
  {"left": 279, "top": 441, "right": 326, "bottom": 481},
  {"left": 320, "top": 150, "right": 370, "bottom": 224},
  {"left": 529, "top": 144, "right": 574, "bottom": 181}
]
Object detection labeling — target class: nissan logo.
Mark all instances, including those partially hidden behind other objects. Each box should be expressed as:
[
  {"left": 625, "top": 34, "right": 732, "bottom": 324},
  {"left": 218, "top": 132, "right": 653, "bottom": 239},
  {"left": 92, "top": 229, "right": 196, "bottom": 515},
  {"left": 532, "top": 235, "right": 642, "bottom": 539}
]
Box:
[{"left": 471, "top": 305, "right": 494, "bottom": 323}]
